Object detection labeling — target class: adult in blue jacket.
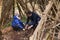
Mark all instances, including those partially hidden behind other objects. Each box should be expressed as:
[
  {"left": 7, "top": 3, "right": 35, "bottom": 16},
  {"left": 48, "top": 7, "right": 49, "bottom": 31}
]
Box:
[
  {"left": 12, "top": 15, "right": 25, "bottom": 31},
  {"left": 25, "top": 11, "right": 41, "bottom": 29}
]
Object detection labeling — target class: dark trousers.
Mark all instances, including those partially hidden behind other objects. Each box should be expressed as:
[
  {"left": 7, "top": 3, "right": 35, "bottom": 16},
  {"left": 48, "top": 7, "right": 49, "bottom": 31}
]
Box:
[{"left": 32, "top": 23, "right": 38, "bottom": 30}]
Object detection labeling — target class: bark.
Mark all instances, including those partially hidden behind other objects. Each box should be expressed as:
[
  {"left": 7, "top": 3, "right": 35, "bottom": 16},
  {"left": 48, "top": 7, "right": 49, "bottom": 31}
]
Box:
[
  {"left": 29, "top": 0, "right": 60, "bottom": 40},
  {"left": 0, "top": 31, "right": 2, "bottom": 40},
  {"left": 0, "top": 0, "right": 2, "bottom": 40},
  {"left": 0, "top": 0, "right": 13, "bottom": 26}
]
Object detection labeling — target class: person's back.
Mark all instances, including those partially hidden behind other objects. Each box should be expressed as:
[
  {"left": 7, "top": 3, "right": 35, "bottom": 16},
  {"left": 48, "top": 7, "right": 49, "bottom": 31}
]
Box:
[{"left": 30, "top": 12, "right": 40, "bottom": 23}]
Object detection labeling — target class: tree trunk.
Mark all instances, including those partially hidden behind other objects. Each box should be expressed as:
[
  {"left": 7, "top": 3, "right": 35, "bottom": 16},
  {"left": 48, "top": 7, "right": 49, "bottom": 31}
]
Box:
[{"left": 0, "top": 0, "right": 13, "bottom": 26}]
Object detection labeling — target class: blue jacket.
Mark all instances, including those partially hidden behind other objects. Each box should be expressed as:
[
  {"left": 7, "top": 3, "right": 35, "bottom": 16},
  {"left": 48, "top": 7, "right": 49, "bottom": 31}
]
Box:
[
  {"left": 26, "top": 12, "right": 41, "bottom": 25},
  {"left": 12, "top": 16, "right": 24, "bottom": 29}
]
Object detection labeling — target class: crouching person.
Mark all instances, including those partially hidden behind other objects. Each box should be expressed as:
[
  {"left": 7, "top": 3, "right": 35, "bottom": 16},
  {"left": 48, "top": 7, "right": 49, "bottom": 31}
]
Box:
[
  {"left": 25, "top": 11, "right": 41, "bottom": 30},
  {"left": 12, "top": 13, "right": 25, "bottom": 31}
]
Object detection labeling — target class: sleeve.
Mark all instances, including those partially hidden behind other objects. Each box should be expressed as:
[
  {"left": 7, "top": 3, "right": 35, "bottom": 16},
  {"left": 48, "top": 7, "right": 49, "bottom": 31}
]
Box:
[
  {"left": 26, "top": 17, "right": 29, "bottom": 24},
  {"left": 31, "top": 12, "right": 41, "bottom": 25},
  {"left": 33, "top": 15, "right": 41, "bottom": 25},
  {"left": 30, "top": 16, "right": 37, "bottom": 26},
  {"left": 32, "top": 16, "right": 37, "bottom": 25},
  {"left": 15, "top": 20, "right": 23, "bottom": 29}
]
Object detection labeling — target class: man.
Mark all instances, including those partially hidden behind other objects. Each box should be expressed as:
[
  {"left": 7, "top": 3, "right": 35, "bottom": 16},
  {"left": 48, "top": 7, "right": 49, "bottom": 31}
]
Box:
[
  {"left": 12, "top": 10, "right": 25, "bottom": 31},
  {"left": 25, "top": 11, "right": 41, "bottom": 30}
]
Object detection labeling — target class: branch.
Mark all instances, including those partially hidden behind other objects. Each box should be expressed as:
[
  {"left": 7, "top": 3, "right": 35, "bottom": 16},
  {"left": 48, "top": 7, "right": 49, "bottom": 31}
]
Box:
[{"left": 17, "top": 2, "right": 26, "bottom": 17}]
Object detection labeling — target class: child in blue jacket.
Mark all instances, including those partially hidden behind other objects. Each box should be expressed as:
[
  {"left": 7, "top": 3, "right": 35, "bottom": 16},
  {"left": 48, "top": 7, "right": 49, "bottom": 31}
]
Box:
[{"left": 12, "top": 15, "right": 25, "bottom": 31}]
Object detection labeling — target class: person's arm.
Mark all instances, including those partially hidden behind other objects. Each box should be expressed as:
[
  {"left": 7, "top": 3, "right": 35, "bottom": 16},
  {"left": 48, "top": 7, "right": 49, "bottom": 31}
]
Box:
[
  {"left": 15, "top": 20, "right": 24, "bottom": 29},
  {"left": 26, "top": 17, "right": 29, "bottom": 24},
  {"left": 31, "top": 14, "right": 41, "bottom": 25},
  {"left": 31, "top": 16, "right": 37, "bottom": 25}
]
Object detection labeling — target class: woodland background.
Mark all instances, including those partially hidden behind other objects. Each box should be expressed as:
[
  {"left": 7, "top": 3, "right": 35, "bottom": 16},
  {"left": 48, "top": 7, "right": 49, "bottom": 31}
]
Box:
[{"left": 0, "top": 0, "right": 60, "bottom": 40}]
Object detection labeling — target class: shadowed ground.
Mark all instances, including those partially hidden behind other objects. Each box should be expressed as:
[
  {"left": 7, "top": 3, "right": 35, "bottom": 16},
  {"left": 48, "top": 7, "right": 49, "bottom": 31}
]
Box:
[{"left": 2, "top": 28, "right": 34, "bottom": 40}]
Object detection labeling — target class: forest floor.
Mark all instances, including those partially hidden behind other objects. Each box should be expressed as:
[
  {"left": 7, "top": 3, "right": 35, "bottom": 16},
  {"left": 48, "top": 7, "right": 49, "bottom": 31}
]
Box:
[{"left": 2, "top": 28, "right": 34, "bottom": 40}]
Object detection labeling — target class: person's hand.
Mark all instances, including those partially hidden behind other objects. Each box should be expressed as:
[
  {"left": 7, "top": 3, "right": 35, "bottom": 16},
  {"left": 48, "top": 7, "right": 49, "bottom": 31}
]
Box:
[
  {"left": 25, "top": 24, "right": 28, "bottom": 29},
  {"left": 23, "top": 29, "right": 25, "bottom": 31},
  {"left": 25, "top": 24, "right": 28, "bottom": 27},
  {"left": 28, "top": 25, "right": 33, "bottom": 30}
]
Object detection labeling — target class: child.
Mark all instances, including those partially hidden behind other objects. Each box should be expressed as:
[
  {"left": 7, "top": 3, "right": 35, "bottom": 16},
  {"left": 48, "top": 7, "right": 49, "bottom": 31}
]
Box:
[{"left": 12, "top": 10, "right": 25, "bottom": 31}]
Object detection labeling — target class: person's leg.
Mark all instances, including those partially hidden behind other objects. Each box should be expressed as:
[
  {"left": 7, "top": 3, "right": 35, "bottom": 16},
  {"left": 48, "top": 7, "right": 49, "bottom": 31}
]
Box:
[
  {"left": 27, "top": 22, "right": 34, "bottom": 29},
  {"left": 19, "top": 21, "right": 25, "bottom": 29},
  {"left": 31, "top": 24, "right": 37, "bottom": 30},
  {"left": 33, "top": 19, "right": 40, "bottom": 30}
]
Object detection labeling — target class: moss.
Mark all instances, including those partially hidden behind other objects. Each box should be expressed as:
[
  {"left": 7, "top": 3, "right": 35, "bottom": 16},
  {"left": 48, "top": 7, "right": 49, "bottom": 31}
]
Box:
[
  {"left": 2, "top": 21, "right": 11, "bottom": 29},
  {"left": 22, "top": 16, "right": 26, "bottom": 22}
]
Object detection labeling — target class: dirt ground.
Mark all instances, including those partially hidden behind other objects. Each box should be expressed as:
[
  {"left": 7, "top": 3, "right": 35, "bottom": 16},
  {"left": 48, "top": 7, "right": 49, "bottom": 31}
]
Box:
[{"left": 2, "top": 29, "right": 34, "bottom": 40}]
